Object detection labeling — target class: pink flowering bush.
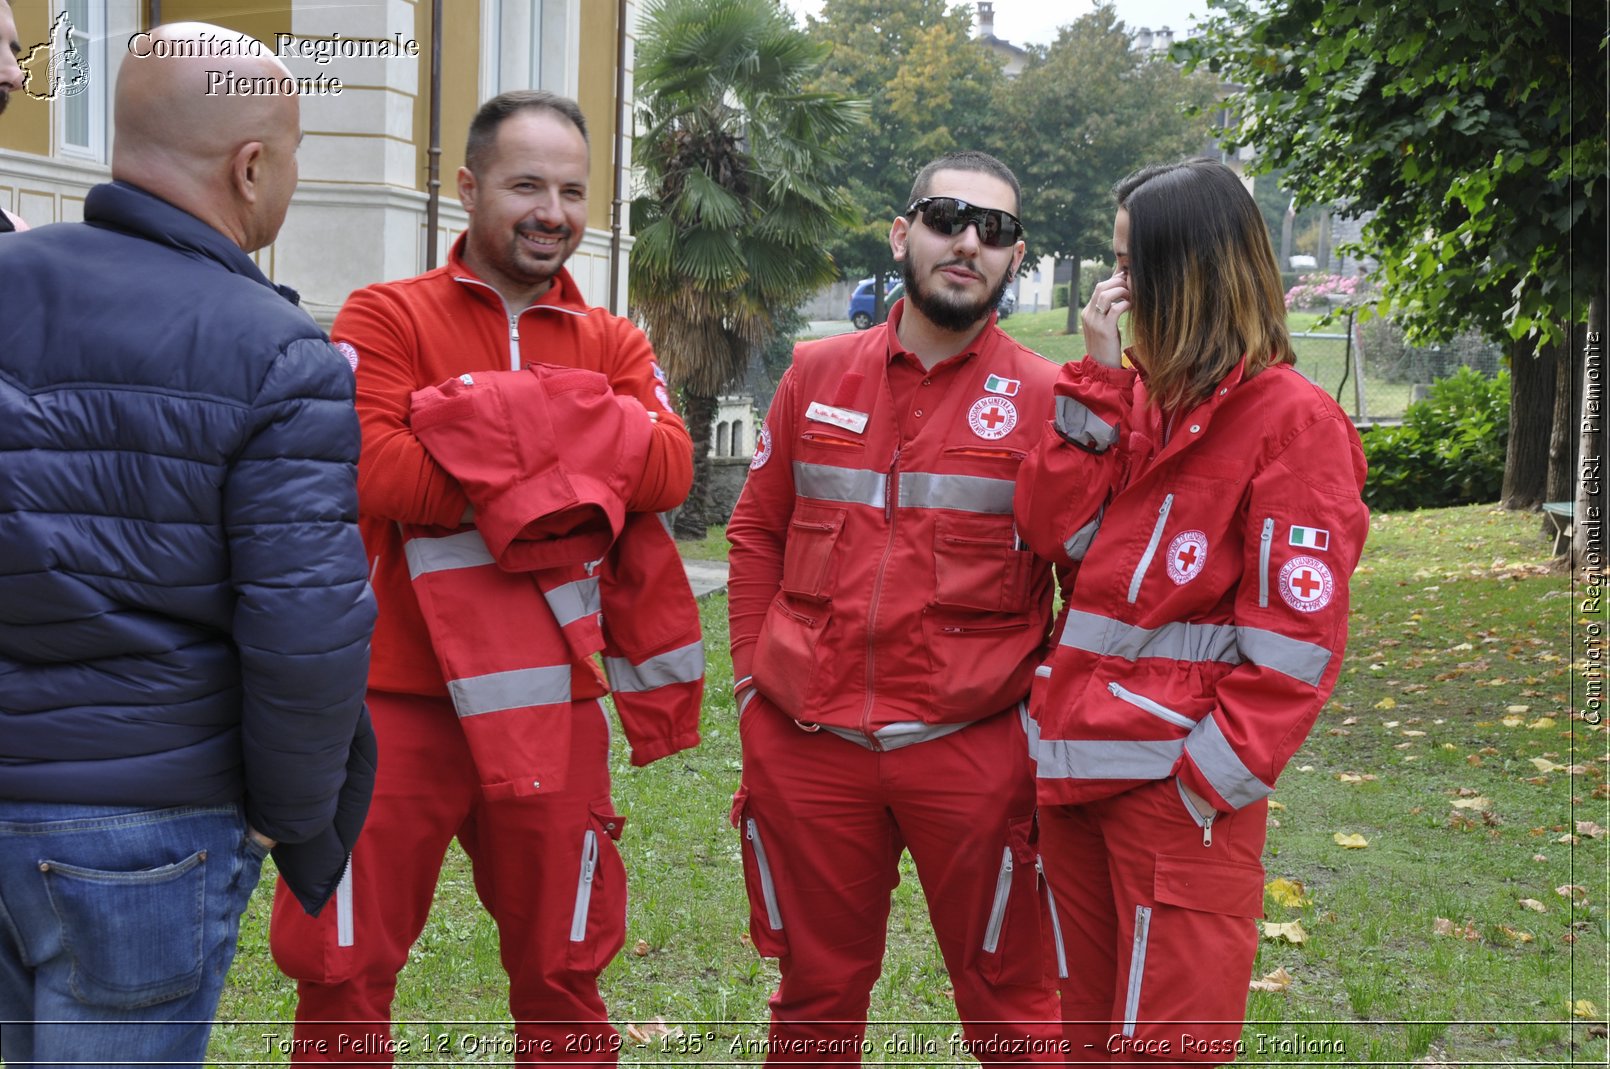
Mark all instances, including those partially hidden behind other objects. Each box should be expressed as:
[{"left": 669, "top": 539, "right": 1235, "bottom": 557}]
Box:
[{"left": 1284, "top": 272, "right": 1364, "bottom": 310}]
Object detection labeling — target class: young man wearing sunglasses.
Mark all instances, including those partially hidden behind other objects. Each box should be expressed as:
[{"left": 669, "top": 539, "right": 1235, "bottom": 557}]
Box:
[{"left": 726, "top": 151, "right": 1065, "bottom": 1064}]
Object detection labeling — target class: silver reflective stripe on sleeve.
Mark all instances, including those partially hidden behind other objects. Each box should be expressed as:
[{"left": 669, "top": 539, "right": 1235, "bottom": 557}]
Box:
[
  {"left": 544, "top": 576, "right": 602, "bottom": 628},
  {"left": 403, "top": 528, "right": 496, "bottom": 578},
  {"left": 1184, "top": 715, "right": 1274, "bottom": 808},
  {"left": 1055, "top": 394, "right": 1120, "bottom": 452},
  {"left": 1060, "top": 610, "right": 1242, "bottom": 665},
  {"left": 898, "top": 471, "right": 1014, "bottom": 514},
  {"left": 794, "top": 461, "right": 887, "bottom": 507},
  {"left": 603, "top": 639, "right": 705, "bottom": 693},
  {"left": 1123, "top": 905, "right": 1152, "bottom": 1037},
  {"left": 1033, "top": 737, "right": 1184, "bottom": 781},
  {"left": 1237, "top": 626, "right": 1333, "bottom": 687},
  {"left": 447, "top": 665, "right": 573, "bottom": 717},
  {"left": 1063, "top": 503, "right": 1105, "bottom": 561}
]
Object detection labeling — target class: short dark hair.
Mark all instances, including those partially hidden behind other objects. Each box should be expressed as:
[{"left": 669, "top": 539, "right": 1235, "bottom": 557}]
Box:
[
  {"left": 906, "top": 150, "right": 1021, "bottom": 216},
  {"left": 465, "top": 90, "right": 589, "bottom": 175}
]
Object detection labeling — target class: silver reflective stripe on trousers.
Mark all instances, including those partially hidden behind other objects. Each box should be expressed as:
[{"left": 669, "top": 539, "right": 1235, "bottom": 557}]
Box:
[
  {"left": 794, "top": 462, "right": 887, "bottom": 508},
  {"left": 1054, "top": 394, "right": 1120, "bottom": 452},
  {"left": 1123, "top": 905, "right": 1152, "bottom": 1037},
  {"left": 1038, "top": 857, "right": 1069, "bottom": 979},
  {"left": 1184, "top": 714, "right": 1274, "bottom": 808},
  {"left": 746, "top": 818, "right": 784, "bottom": 930},
  {"left": 335, "top": 863, "right": 354, "bottom": 948},
  {"left": 819, "top": 719, "right": 969, "bottom": 752},
  {"left": 898, "top": 471, "right": 1014, "bottom": 514},
  {"left": 1127, "top": 494, "right": 1175, "bottom": 603},
  {"left": 981, "top": 846, "right": 1014, "bottom": 954},
  {"left": 545, "top": 576, "right": 602, "bottom": 628},
  {"left": 1059, "top": 610, "right": 1332, "bottom": 687},
  {"left": 603, "top": 640, "right": 705, "bottom": 692},
  {"left": 570, "top": 828, "right": 598, "bottom": 942},
  {"left": 447, "top": 664, "right": 573, "bottom": 717},
  {"left": 403, "top": 528, "right": 496, "bottom": 578}
]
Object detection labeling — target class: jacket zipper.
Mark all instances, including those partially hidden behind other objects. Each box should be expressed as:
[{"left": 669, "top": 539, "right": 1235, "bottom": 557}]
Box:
[
  {"left": 1037, "top": 857, "right": 1068, "bottom": 979},
  {"left": 335, "top": 857, "right": 355, "bottom": 948},
  {"left": 1176, "top": 777, "right": 1217, "bottom": 847},
  {"left": 1127, "top": 493, "right": 1174, "bottom": 603},
  {"left": 569, "top": 828, "right": 599, "bottom": 941},
  {"left": 859, "top": 446, "right": 901, "bottom": 746},
  {"left": 1123, "top": 905, "right": 1152, "bottom": 1036},
  {"left": 745, "top": 818, "right": 784, "bottom": 930},
  {"left": 981, "top": 846, "right": 1014, "bottom": 953},
  {"left": 451, "top": 274, "right": 527, "bottom": 371},
  {"left": 1107, "top": 681, "right": 1195, "bottom": 729},
  {"left": 1258, "top": 517, "right": 1275, "bottom": 607}
]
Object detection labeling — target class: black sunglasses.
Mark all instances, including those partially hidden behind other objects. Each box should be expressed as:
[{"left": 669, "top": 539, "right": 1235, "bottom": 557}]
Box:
[{"left": 906, "top": 196, "right": 1024, "bottom": 248}]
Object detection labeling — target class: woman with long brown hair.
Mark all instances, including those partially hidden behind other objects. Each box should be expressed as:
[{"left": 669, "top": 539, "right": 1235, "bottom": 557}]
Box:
[{"left": 1013, "top": 157, "right": 1369, "bottom": 1062}]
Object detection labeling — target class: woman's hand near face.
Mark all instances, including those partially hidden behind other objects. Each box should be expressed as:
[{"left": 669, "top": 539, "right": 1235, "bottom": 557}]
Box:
[{"left": 1082, "top": 269, "right": 1130, "bottom": 369}]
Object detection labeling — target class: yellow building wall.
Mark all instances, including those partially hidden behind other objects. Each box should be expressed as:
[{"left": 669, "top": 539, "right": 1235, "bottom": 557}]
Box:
[
  {"left": 157, "top": 0, "right": 290, "bottom": 47},
  {"left": 0, "top": 1, "right": 57, "bottom": 156},
  {"left": 578, "top": 0, "right": 617, "bottom": 233}
]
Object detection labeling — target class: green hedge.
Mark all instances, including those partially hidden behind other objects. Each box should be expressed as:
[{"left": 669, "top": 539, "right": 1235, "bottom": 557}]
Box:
[{"left": 1360, "top": 366, "right": 1509, "bottom": 512}]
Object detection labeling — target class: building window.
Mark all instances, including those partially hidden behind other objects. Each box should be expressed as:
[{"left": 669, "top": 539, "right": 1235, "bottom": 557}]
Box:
[
  {"left": 730, "top": 419, "right": 744, "bottom": 456},
  {"left": 479, "top": 0, "right": 578, "bottom": 102},
  {"left": 715, "top": 421, "right": 730, "bottom": 457},
  {"left": 59, "top": 0, "right": 105, "bottom": 160}
]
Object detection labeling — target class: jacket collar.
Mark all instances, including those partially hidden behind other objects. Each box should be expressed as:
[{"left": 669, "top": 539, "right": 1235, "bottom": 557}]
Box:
[
  {"left": 446, "top": 232, "right": 589, "bottom": 315},
  {"left": 84, "top": 181, "right": 303, "bottom": 306}
]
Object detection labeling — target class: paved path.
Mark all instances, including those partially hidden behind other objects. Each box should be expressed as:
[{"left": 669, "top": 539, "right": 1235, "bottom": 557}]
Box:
[{"left": 682, "top": 558, "right": 730, "bottom": 599}]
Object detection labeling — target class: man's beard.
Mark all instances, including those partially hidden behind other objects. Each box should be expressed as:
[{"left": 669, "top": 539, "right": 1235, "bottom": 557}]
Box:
[{"left": 901, "top": 255, "right": 1010, "bottom": 333}]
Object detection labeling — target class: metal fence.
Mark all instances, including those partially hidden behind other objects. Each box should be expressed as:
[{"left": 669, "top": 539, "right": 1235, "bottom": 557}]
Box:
[{"left": 1291, "top": 312, "right": 1507, "bottom": 425}]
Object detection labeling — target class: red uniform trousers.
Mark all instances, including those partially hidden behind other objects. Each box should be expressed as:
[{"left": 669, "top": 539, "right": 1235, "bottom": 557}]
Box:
[
  {"left": 733, "top": 697, "right": 1061, "bottom": 1067},
  {"left": 269, "top": 690, "right": 626, "bottom": 1065},
  {"left": 1038, "top": 780, "right": 1268, "bottom": 1067}
]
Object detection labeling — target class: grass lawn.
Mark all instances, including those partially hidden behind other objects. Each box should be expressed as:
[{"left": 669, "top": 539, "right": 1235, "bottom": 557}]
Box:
[{"left": 210, "top": 505, "right": 1606, "bottom": 1065}]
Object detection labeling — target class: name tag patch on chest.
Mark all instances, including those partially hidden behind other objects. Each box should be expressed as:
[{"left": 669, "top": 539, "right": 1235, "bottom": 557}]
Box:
[
  {"left": 968, "top": 395, "right": 1018, "bottom": 440},
  {"left": 806, "top": 401, "right": 869, "bottom": 434}
]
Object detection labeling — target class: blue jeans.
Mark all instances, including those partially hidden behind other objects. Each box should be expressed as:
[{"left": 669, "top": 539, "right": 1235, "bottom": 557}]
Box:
[{"left": 0, "top": 802, "right": 267, "bottom": 1068}]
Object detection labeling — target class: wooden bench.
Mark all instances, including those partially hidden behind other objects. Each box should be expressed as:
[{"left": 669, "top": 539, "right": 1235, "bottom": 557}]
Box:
[{"left": 1543, "top": 501, "right": 1574, "bottom": 555}]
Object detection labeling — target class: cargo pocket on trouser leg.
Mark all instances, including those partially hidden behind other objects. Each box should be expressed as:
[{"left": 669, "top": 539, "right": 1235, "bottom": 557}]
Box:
[
  {"left": 977, "top": 815, "right": 1043, "bottom": 986},
  {"left": 1120, "top": 855, "right": 1265, "bottom": 1060},
  {"left": 269, "top": 861, "right": 361, "bottom": 985},
  {"left": 567, "top": 805, "right": 628, "bottom": 973},
  {"left": 41, "top": 851, "right": 208, "bottom": 1009},
  {"left": 730, "top": 786, "right": 787, "bottom": 958}
]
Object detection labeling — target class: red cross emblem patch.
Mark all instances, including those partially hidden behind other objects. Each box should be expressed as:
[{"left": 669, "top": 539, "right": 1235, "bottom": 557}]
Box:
[
  {"left": 1166, "top": 530, "right": 1209, "bottom": 584},
  {"left": 1278, "top": 555, "right": 1334, "bottom": 613},
  {"left": 968, "top": 395, "right": 1018, "bottom": 440}
]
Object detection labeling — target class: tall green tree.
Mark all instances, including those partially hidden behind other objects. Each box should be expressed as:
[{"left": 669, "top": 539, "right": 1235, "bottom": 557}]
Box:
[
  {"left": 1005, "top": 6, "right": 1220, "bottom": 333},
  {"left": 1182, "top": 0, "right": 1606, "bottom": 551},
  {"left": 803, "top": 0, "right": 1005, "bottom": 319},
  {"left": 632, "top": 0, "right": 862, "bottom": 537}
]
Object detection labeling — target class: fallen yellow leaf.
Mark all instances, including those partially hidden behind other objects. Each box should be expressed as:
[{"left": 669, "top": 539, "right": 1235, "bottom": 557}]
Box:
[
  {"left": 1450, "top": 797, "right": 1491, "bottom": 810},
  {"left": 1502, "top": 716, "right": 1526, "bottom": 728},
  {"left": 1496, "top": 925, "right": 1534, "bottom": 944},
  {"left": 1337, "top": 772, "right": 1364, "bottom": 783},
  {"left": 1248, "top": 966, "right": 1295, "bottom": 992},
  {"left": 1530, "top": 757, "right": 1565, "bottom": 773},
  {"left": 1518, "top": 898, "right": 1547, "bottom": 912},
  {"left": 1576, "top": 821, "right": 1607, "bottom": 839},
  {"left": 1402, "top": 729, "right": 1427, "bottom": 737},
  {"left": 1528, "top": 717, "right": 1557, "bottom": 729},
  {"left": 1260, "top": 920, "right": 1307, "bottom": 944},
  {"left": 1333, "top": 832, "right": 1369, "bottom": 849},
  {"left": 1374, "top": 698, "right": 1397, "bottom": 710},
  {"left": 1506, "top": 704, "right": 1531, "bottom": 714},
  {"left": 624, "top": 1018, "right": 681, "bottom": 1045},
  {"left": 1266, "top": 878, "right": 1310, "bottom": 907},
  {"left": 1556, "top": 884, "right": 1589, "bottom": 904},
  {"left": 1268, "top": 799, "right": 1286, "bottom": 811},
  {"left": 1433, "top": 916, "right": 1480, "bottom": 940},
  {"left": 1570, "top": 999, "right": 1601, "bottom": 1019}
]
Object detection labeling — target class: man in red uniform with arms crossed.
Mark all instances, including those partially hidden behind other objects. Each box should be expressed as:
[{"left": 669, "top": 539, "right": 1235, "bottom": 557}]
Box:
[
  {"left": 269, "top": 90, "right": 694, "bottom": 1064},
  {"left": 727, "top": 151, "right": 1064, "bottom": 1066}
]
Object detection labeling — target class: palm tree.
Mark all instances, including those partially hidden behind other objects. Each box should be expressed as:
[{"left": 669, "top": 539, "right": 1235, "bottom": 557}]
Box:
[{"left": 631, "top": 0, "right": 864, "bottom": 539}]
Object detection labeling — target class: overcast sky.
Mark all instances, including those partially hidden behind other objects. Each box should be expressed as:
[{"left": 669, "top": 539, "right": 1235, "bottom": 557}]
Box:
[{"left": 779, "top": 0, "right": 1215, "bottom": 46}]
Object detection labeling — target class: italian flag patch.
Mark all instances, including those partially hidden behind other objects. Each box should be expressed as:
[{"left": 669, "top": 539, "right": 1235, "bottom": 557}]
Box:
[
  {"left": 1289, "top": 525, "right": 1330, "bottom": 551},
  {"left": 983, "top": 373, "right": 1020, "bottom": 396}
]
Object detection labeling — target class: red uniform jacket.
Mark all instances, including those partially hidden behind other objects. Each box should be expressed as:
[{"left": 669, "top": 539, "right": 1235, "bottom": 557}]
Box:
[
  {"left": 404, "top": 365, "right": 703, "bottom": 800},
  {"left": 1014, "top": 356, "right": 1369, "bottom": 811},
  {"left": 336, "top": 235, "right": 693, "bottom": 701},
  {"left": 727, "top": 302, "right": 1059, "bottom": 742}
]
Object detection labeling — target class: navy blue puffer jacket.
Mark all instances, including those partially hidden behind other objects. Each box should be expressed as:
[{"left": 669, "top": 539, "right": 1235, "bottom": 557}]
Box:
[{"left": 0, "top": 181, "right": 377, "bottom": 913}]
